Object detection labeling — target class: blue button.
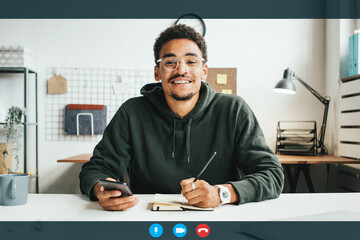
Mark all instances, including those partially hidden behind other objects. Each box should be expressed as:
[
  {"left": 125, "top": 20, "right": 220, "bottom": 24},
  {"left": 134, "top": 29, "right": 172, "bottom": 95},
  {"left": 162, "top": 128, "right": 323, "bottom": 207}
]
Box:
[
  {"left": 149, "top": 223, "right": 163, "bottom": 238},
  {"left": 173, "top": 223, "right": 187, "bottom": 238}
]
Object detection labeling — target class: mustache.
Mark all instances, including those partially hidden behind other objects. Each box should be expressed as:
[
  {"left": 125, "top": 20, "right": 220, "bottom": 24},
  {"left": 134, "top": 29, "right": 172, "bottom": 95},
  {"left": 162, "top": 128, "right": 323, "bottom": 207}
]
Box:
[{"left": 167, "top": 74, "right": 193, "bottom": 83}]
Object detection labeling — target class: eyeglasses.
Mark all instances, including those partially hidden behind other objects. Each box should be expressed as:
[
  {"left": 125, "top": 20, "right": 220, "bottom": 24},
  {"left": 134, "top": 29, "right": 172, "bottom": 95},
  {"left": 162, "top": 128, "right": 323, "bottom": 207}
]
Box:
[{"left": 156, "top": 56, "right": 205, "bottom": 71}]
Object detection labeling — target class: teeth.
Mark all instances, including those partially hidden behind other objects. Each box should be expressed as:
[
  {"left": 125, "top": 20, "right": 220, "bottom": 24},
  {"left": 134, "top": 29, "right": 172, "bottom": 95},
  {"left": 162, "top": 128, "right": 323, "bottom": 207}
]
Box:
[{"left": 173, "top": 80, "right": 190, "bottom": 84}]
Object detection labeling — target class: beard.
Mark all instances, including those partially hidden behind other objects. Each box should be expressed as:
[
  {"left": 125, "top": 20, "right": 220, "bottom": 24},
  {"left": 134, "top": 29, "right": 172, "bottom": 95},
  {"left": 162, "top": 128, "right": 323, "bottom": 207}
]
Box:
[
  {"left": 171, "top": 92, "right": 195, "bottom": 101},
  {"left": 168, "top": 74, "right": 196, "bottom": 101}
]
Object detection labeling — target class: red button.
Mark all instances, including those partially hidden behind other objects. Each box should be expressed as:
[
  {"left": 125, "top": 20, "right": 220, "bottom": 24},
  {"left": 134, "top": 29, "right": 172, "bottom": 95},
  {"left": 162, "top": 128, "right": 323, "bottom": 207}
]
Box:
[{"left": 196, "top": 223, "right": 210, "bottom": 238}]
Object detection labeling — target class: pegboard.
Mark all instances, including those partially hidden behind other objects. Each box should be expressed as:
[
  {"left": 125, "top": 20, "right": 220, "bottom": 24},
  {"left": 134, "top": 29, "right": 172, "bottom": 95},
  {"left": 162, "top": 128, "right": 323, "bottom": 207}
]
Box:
[{"left": 45, "top": 67, "right": 154, "bottom": 141}]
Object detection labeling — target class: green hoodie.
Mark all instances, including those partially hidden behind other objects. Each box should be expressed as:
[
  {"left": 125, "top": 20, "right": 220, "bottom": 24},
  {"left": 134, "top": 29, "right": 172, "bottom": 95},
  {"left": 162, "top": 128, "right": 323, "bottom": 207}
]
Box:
[{"left": 80, "top": 82, "right": 284, "bottom": 204}]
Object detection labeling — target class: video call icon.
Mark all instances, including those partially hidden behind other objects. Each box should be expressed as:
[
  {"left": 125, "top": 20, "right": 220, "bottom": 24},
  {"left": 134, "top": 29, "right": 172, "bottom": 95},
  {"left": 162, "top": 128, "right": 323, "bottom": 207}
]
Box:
[{"left": 173, "top": 223, "right": 187, "bottom": 238}]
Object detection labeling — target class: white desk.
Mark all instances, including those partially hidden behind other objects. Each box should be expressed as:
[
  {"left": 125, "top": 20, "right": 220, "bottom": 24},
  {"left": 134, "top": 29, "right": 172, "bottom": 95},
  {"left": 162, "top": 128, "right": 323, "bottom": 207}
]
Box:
[{"left": 1, "top": 193, "right": 360, "bottom": 221}]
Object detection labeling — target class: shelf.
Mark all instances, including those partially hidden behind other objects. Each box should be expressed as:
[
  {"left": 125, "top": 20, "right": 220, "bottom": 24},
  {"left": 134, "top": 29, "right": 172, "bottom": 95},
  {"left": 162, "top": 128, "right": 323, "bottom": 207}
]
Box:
[
  {"left": 280, "top": 128, "right": 314, "bottom": 132},
  {"left": 278, "top": 141, "right": 314, "bottom": 146},
  {"left": 278, "top": 137, "right": 315, "bottom": 141},
  {"left": 0, "top": 68, "right": 39, "bottom": 193},
  {"left": 278, "top": 147, "right": 314, "bottom": 152},
  {"left": 341, "top": 74, "right": 360, "bottom": 83},
  {"left": 280, "top": 129, "right": 314, "bottom": 134},
  {"left": 0, "top": 122, "right": 38, "bottom": 126},
  {"left": 0, "top": 67, "right": 37, "bottom": 74}
]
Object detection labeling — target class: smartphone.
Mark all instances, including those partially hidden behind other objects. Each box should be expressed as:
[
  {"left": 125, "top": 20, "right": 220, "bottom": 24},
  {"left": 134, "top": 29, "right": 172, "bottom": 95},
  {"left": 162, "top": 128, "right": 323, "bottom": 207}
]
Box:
[{"left": 98, "top": 179, "right": 133, "bottom": 197}]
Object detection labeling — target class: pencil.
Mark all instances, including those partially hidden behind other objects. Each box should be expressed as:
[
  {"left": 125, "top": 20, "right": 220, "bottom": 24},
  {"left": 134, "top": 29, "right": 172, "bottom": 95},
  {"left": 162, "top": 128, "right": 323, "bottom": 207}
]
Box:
[{"left": 193, "top": 152, "right": 217, "bottom": 182}]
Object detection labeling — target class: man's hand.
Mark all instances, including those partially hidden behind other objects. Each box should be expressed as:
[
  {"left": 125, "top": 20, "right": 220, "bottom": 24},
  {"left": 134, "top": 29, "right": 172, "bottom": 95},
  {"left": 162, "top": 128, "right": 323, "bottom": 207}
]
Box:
[
  {"left": 92, "top": 177, "right": 139, "bottom": 211},
  {"left": 180, "top": 178, "right": 221, "bottom": 208}
]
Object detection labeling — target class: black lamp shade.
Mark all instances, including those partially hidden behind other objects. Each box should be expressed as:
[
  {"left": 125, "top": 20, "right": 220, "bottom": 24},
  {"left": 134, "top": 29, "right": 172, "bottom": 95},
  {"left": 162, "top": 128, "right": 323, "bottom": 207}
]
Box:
[{"left": 273, "top": 68, "right": 296, "bottom": 94}]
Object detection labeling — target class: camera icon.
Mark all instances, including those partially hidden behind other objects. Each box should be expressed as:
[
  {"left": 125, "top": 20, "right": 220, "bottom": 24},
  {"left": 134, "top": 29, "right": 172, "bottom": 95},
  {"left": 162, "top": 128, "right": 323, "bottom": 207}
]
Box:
[
  {"left": 173, "top": 223, "right": 187, "bottom": 238},
  {"left": 175, "top": 228, "right": 186, "bottom": 234}
]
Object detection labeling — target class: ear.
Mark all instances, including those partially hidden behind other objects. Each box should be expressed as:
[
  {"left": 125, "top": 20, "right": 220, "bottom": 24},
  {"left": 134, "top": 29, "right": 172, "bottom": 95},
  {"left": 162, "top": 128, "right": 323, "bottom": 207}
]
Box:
[
  {"left": 154, "top": 65, "right": 161, "bottom": 82},
  {"left": 201, "top": 64, "right": 208, "bottom": 81}
]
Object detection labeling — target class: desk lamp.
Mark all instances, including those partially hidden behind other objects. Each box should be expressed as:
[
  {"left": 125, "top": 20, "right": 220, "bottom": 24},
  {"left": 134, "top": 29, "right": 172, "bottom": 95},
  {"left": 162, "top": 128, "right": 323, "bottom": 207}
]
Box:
[{"left": 273, "top": 67, "right": 330, "bottom": 154}]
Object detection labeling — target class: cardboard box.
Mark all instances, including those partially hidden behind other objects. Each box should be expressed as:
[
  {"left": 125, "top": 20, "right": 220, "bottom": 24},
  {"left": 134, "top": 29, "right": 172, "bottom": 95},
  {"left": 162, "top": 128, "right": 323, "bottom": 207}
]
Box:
[
  {"left": 0, "top": 143, "right": 12, "bottom": 174},
  {"left": 0, "top": 46, "right": 35, "bottom": 69}
]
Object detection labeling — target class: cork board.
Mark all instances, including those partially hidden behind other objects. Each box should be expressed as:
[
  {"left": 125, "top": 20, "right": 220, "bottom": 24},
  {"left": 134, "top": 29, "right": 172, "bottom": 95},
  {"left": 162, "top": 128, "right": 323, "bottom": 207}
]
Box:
[{"left": 206, "top": 68, "right": 236, "bottom": 94}]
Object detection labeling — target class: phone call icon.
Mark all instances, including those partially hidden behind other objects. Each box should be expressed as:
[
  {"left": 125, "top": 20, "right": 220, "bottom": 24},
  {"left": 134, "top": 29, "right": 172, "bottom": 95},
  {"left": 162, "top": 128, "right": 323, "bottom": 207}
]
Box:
[
  {"left": 198, "top": 228, "right": 208, "bottom": 233},
  {"left": 196, "top": 223, "right": 210, "bottom": 238}
]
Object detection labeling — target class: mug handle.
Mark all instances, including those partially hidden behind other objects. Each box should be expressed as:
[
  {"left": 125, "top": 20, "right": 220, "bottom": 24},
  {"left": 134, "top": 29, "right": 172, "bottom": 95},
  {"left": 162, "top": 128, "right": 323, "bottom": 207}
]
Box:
[{"left": 10, "top": 178, "right": 17, "bottom": 199}]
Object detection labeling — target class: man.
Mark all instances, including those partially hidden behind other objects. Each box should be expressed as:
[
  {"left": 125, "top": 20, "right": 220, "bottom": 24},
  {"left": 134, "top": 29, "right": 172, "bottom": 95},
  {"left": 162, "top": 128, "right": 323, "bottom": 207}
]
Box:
[{"left": 79, "top": 24, "right": 284, "bottom": 211}]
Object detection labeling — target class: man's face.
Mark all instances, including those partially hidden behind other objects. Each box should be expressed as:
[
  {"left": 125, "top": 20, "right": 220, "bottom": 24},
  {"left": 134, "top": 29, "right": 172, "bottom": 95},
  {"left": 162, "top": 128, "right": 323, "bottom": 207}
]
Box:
[{"left": 154, "top": 39, "right": 208, "bottom": 102}]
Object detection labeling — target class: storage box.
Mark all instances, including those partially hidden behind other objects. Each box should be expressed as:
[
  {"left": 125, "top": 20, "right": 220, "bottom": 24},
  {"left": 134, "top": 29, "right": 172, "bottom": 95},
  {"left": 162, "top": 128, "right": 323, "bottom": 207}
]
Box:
[
  {"left": 0, "top": 46, "right": 35, "bottom": 69},
  {"left": 64, "top": 104, "right": 107, "bottom": 135}
]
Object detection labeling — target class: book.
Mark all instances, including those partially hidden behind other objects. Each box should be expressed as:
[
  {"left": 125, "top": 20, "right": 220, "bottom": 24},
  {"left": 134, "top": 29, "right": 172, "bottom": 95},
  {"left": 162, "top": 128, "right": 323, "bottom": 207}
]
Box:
[
  {"left": 354, "top": 33, "right": 359, "bottom": 75},
  {"left": 151, "top": 194, "right": 214, "bottom": 211},
  {"left": 350, "top": 34, "right": 354, "bottom": 76}
]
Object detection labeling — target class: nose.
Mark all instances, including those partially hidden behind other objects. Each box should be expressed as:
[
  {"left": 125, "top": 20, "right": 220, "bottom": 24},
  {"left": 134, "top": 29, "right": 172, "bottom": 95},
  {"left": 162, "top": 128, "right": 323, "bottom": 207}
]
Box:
[{"left": 175, "top": 59, "right": 188, "bottom": 75}]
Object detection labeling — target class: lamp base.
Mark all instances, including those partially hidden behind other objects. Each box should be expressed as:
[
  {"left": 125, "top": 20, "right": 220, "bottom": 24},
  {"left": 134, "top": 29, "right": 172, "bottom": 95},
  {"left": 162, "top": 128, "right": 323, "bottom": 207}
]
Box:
[{"left": 318, "top": 145, "right": 328, "bottom": 155}]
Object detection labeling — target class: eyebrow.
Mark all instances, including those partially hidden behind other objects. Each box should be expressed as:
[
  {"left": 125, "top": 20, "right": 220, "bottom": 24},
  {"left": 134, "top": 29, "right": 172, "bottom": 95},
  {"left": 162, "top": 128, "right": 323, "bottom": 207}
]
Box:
[{"left": 161, "top": 52, "right": 200, "bottom": 58}]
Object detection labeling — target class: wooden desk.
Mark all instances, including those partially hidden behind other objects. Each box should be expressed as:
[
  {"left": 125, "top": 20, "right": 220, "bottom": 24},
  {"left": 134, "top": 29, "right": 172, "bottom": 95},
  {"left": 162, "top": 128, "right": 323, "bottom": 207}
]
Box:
[
  {"left": 277, "top": 154, "right": 359, "bottom": 165},
  {"left": 57, "top": 153, "right": 92, "bottom": 163},
  {"left": 277, "top": 154, "right": 360, "bottom": 193},
  {"left": 58, "top": 153, "right": 360, "bottom": 193},
  {"left": 59, "top": 154, "right": 359, "bottom": 165}
]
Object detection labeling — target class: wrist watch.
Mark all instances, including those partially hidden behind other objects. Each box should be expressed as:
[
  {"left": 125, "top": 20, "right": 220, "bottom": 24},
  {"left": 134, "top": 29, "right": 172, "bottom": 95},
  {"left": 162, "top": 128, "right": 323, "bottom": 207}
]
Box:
[{"left": 216, "top": 185, "right": 231, "bottom": 205}]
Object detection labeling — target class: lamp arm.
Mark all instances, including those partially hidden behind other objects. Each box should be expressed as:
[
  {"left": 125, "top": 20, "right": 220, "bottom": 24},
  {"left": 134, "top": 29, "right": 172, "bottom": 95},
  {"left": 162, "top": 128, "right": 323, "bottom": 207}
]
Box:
[
  {"left": 318, "top": 101, "right": 329, "bottom": 154},
  {"left": 294, "top": 75, "right": 328, "bottom": 105},
  {"left": 294, "top": 74, "right": 330, "bottom": 154}
]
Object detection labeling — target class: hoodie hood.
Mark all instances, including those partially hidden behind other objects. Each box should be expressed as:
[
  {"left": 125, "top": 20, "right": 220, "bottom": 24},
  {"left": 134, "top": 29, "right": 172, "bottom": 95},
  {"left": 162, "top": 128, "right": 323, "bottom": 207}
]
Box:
[{"left": 140, "top": 81, "right": 216, "bottom": 163}]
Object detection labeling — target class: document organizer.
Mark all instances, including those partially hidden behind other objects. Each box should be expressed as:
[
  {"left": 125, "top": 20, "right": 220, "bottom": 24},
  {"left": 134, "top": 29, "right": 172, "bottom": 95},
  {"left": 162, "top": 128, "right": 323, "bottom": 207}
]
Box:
[
  {"left": 276, "top": 121, "right": 317, "bottom": 155},
  {"left": 64, "top": 104, "right": 107, "bottom": 135}
]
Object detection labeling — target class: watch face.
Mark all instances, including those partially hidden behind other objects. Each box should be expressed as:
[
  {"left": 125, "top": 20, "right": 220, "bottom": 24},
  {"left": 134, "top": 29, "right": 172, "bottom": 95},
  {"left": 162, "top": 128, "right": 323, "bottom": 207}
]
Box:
[
  {"left": 176, "top": 13, "right": 206, "bottom": 37},
  {"left": 222, "top": 191, "right": 229, "bottom": 199}
]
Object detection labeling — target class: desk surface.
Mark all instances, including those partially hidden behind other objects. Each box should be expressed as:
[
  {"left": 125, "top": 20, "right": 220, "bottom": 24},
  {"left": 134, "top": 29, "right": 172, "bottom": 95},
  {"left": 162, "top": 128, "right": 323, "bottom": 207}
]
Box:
[
  {"left": 1, "top": 193, "right": 360, "bottom": 221},
  {"left": 58, "top": 153, "right": 360, "bottom": 165},
  {"left": 57, "top": 153, "right": 92, "bottom": 163},
  {"left": 277, "top": 154, "right": 360, "bottom": 164}
]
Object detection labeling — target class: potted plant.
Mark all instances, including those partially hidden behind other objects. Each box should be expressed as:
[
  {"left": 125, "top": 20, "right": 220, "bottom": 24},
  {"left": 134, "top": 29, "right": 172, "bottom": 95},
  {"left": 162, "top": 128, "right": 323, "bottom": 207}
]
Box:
[{"left": 1, "top": 106, "right": 26, "bottom": 174}]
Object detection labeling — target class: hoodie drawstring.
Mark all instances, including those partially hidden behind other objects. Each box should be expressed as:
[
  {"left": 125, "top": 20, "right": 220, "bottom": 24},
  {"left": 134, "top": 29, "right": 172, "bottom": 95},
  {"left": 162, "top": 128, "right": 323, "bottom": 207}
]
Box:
[
  {"left": 171, "top": 117, "right": 192, "bottom": 163},
  {"left": 186, "top": 118, "right": 193, "bottom": 163},
  {"left": 172, "top": 118, "right": 176, "bottom": 159}
]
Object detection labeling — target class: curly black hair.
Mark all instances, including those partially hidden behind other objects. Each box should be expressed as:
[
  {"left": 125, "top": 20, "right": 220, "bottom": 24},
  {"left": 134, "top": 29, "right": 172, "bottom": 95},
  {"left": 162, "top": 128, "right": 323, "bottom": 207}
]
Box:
[{"left": 153, "top": 24, "right": 208, "bottom": 66}]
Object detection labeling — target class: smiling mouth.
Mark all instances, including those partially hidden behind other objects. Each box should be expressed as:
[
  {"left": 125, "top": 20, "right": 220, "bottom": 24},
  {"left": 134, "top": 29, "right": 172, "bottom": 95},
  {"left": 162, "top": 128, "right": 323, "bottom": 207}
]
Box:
[{"left": 172, "top": 80, "right": 191, "bottom": 84}]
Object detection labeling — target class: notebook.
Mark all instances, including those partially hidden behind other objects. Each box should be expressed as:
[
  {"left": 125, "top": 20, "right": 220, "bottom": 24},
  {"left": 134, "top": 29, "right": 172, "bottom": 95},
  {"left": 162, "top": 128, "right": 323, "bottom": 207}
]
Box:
[{"left": 151, "top": 194, "right": 214, "bottom": 211}]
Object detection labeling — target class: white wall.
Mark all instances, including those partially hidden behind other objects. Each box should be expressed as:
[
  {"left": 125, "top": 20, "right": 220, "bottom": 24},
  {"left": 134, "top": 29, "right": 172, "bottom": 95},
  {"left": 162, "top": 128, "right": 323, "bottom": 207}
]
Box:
[
  {"left": 0, "top": 19, "right": 326, "bottom": 193},
  {"left": 324, "top": 19, "right": 341, "bottom": 156}
]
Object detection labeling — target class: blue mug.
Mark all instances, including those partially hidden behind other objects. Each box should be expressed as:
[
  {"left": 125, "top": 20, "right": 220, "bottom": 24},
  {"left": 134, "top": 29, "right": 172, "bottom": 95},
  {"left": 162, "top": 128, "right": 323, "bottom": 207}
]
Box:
[{"left": 0, "top": 173, "right": 29, "bottom": 206}]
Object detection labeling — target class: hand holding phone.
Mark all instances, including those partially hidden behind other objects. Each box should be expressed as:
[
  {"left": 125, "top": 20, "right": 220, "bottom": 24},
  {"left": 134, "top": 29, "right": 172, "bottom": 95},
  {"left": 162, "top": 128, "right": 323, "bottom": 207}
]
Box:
[{"left": 98, "top": 179, "right": 133, "bottom": 198}]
